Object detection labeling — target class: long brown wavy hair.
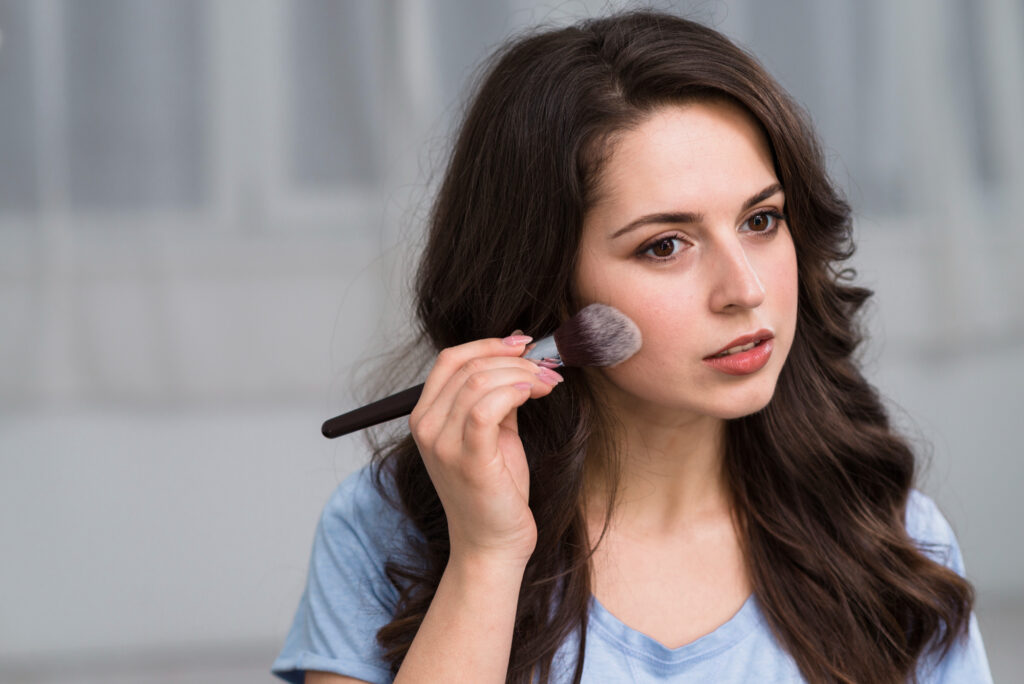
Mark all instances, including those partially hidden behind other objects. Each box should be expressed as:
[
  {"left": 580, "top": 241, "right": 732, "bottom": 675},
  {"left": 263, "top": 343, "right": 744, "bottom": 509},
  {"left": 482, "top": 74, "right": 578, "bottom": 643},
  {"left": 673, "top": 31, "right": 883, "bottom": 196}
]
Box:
[{"left": 363, "top": 10, "right": 973, "bottom": 683}]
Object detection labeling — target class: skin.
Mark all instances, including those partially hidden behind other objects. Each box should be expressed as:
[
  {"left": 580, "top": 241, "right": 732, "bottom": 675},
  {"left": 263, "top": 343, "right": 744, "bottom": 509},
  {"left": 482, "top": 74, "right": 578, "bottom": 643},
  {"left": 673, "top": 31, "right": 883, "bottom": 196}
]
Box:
[
  {"left": 576, "top": 98, "right": 799, "bottom": 523},
  {"left": 574, "top": 99, "right": 799, "bottom": 645}
]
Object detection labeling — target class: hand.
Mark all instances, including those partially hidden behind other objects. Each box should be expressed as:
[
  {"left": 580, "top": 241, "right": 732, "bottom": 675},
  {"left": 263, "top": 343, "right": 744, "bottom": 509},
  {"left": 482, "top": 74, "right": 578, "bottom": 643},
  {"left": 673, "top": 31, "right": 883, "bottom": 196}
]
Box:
[{"left": 409, "top": 334, "right": 564, "bottom": 567}]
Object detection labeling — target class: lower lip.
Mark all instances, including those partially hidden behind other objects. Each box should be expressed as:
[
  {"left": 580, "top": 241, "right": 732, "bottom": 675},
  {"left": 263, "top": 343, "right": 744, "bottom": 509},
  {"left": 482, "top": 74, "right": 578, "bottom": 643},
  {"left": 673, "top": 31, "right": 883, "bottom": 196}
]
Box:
[{"left": 702, "top": 339, "right": 773, "bottom": 375}]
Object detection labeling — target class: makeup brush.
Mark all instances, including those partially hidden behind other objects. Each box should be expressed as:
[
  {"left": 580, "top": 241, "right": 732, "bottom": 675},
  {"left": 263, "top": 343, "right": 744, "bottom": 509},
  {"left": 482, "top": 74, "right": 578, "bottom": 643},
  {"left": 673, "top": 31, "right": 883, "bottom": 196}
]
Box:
[{"left": 321, "top": 303, "right": 641, "bottom": 438}]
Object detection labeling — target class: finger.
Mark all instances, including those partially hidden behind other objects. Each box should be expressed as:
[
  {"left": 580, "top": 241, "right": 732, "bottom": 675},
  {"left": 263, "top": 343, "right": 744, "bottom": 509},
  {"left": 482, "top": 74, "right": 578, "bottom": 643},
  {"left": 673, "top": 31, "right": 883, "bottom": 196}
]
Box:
[
  {"left": 430, "top": 354, "right": 554, "bottom": 419},
  {"left": 460, "top": 384, "right": 534, "bottom": 466},
  {"left": 427, "top": 363, "right": 558, "bottom": 457},
  {"left": 441, "top": 364, "right": 559, "bottom": 434},
  {"left": 415, "top": 335, "right": 533, "bottom": 417},
  {"left": 412, "top": 354, "right": 546, "bottom": 450}
]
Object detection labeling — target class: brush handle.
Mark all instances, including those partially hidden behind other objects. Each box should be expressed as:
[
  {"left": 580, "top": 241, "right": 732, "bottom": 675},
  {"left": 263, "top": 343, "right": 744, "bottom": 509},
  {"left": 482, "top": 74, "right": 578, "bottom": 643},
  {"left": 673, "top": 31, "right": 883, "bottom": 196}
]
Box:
[
  {"left": 321, "top": 335, "right": 563, "bottom": 439},
  {"left": 321, "top": 383, "right": 424, "bottom": 438}
]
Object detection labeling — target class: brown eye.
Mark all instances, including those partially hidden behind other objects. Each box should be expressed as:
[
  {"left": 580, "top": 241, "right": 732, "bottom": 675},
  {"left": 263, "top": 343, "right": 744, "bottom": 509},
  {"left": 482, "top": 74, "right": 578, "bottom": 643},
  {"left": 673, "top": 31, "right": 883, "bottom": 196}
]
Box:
[
  {"left": 745, "top": 210, "right": 784, "bottom": 235},
  {"left": 651, "top": 238, "right": 676, "bottom": 257},
  {"left": 641, "top": 236, "right": 685, "bottom": 260}
]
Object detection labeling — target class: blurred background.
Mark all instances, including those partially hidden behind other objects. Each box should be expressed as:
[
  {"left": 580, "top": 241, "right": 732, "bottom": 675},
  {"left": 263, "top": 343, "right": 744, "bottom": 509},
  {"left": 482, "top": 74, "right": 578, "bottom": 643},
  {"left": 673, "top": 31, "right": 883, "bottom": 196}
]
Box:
[{"left": 0, "top": 0, "right": 1020, "bottom": 682}]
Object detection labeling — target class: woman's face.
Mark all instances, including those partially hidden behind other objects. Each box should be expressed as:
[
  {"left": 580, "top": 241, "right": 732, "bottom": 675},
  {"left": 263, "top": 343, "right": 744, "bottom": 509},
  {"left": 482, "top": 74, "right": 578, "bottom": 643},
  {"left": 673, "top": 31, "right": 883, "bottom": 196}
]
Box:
[{"left": 574, "top": 100, "right": 799, "bottom": 424}]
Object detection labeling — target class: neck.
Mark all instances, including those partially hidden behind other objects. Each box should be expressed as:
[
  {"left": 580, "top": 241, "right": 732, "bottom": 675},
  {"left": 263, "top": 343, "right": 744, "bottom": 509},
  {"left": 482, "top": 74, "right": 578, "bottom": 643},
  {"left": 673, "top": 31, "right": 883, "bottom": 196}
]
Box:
[{"left": 584, "top": 401, "right": 731, "bottom": 538}]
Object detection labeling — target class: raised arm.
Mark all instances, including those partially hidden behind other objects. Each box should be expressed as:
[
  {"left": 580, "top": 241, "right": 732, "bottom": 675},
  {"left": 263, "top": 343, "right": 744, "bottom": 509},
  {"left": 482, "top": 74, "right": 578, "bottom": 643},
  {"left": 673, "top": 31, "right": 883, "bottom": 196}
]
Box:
[{"left": 390, "top": 335, "right": 562, "bottom": 682}]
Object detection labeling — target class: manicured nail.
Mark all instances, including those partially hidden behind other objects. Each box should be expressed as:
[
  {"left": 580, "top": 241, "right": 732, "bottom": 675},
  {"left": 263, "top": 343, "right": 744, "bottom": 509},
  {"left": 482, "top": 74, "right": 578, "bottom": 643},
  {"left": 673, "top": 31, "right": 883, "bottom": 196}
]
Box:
[
  {"left": 536, "top": 367, "right": 564, "bottom": 385},
  {"left": 513, "top": 382, "right": 532, "bottom": 391},
  {"left": 503, "top": 334, "right": 533, "bottom": 346}
]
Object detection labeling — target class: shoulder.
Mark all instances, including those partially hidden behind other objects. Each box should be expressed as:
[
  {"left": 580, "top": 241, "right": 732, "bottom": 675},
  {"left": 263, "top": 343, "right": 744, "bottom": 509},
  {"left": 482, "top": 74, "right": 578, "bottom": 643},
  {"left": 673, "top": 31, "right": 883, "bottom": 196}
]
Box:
[
  {"left": 311, "top": 461, "right": 425, "bottom": 606},
  {"left": 271, "top": 463, "right": 415, "bottom": 683},
  {"left": 903, "top": 488, "right": 965, "bottom": 575},
  {"left": 319, "top": 461, "right": 420, "bottom": 559},
  {"left": 904, "top": 488, "right": 955, "bottom": 545},
  {"left": 905, "top": 491, "right": 991, "bottom": 679},
  {"left": 904, "top": 491, "right": 994, "bottom": 682},
  {"left": 323, "top": 461, "right": 401, "bottom": 531}
]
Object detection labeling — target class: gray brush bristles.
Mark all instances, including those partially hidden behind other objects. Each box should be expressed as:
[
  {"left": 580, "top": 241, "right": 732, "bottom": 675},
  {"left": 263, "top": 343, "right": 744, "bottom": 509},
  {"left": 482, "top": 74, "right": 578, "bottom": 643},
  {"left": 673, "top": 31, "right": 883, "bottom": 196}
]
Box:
[{"left": 544, "top": 303, "right": 642, "bottom": 367}]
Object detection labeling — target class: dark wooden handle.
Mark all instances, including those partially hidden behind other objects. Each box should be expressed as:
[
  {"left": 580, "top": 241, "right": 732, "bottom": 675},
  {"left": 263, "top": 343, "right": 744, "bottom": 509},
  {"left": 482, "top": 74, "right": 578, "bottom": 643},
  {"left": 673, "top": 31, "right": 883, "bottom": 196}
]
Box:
[{"left": 321, "top": 383, "right": 425, "bottom": 439}]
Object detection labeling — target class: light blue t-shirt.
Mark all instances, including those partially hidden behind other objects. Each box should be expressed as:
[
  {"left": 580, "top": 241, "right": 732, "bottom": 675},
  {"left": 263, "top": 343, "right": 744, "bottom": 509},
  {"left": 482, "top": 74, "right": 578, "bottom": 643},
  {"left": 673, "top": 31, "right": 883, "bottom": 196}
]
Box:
[{"left": 271, "top": 463, "right": 992, "bottom": 683}]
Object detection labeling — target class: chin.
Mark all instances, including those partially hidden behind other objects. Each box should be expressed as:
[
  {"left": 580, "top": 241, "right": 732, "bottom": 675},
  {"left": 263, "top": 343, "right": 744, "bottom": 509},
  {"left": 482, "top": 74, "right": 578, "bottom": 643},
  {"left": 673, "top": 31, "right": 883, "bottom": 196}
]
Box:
[
  {"left": 714, "top": 403, "right": 771, "bottom": 421},
  {"left": 705, "top": 380, "right": 779, "bottom": 420}
]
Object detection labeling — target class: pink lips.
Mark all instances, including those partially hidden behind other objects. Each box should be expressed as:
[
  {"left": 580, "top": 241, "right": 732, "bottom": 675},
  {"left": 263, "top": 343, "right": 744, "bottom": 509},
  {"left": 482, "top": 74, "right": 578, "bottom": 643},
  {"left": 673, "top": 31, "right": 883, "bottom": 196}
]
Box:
[
  {"left": 702, "top": 333, "right": 774, "bottom": 376},
  {"left": 705, "top": 329, "right": 774, "bottom": 359}
]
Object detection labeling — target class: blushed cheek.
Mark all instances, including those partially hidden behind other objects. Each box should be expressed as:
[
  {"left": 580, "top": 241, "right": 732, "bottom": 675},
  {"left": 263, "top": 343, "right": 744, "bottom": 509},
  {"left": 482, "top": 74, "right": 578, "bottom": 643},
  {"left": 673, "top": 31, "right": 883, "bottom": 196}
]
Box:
[
  {"left": 631, "top": 284, "right": 702, "bottom": 354},
  {"left": 782, "top": 247, "right": 799, "bottom": 313},
  {"left": 604, "top": 301, "right": 699, "bottom": 382},
  {"left": 770, "top": 241, "right": 800, "bottom": 352},
  {"left": 595, "top": 348, "right": 673, "bottom": 402},
  {"left": 769, "top": 260, "right": 797, "bottom": 307}
]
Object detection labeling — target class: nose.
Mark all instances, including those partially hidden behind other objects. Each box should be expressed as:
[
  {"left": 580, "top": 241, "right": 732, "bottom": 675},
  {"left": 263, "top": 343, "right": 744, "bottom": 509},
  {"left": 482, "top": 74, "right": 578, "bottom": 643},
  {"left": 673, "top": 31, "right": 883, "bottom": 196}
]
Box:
[{"left": 707, "top": 236, "right": 766, "bottom": 312}]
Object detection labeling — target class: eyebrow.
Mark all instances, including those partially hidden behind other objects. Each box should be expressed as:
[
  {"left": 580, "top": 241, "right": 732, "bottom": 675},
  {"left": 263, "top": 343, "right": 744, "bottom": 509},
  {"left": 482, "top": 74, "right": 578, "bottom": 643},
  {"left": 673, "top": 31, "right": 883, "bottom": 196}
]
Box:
[{"left": 609, "top": 182, "right": 784, "bottom": 240}]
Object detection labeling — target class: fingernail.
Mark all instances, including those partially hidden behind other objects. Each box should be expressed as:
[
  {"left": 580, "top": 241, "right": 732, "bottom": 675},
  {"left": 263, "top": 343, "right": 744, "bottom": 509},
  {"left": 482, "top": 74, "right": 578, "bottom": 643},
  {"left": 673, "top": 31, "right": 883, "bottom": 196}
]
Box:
[
  {"left": 511, "top": 329, "right": 524, "bottom": 336},
  {"left": 503, "top": 334, "right": 533, "bottom": 346},
  {"left": 536, "top": 367, "right": 564, "bottom": 385},
  {"left": 513, "top": 382, "right": 532, "bottom": 391}
]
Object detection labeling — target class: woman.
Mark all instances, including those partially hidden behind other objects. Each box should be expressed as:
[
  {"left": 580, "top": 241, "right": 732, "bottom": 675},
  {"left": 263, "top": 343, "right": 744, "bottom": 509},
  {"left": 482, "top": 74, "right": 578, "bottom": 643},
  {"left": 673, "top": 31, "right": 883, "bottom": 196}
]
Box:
[{"left": 272, "top": 10, "right": 992, "bottom": 683}]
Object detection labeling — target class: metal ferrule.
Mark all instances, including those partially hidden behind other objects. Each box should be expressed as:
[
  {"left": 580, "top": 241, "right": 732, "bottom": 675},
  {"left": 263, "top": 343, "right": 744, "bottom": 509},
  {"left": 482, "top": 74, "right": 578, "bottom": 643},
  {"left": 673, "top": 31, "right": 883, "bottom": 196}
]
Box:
[{"left": 523, "top": 335, "right": 563, "bottom": 368}]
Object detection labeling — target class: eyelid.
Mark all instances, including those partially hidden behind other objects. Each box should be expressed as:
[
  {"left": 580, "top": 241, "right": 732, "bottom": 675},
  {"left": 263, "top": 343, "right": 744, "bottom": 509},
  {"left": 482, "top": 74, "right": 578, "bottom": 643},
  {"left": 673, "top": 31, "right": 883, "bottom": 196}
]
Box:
[
  {"left": 745, "top": 207, "right": 787, "bottom": 222},
  {"left": 636, "top": 232, "right": 689, "bottom": 261},
  {"left": 741, "top": 208, "right": 787, "bottom": 231}
]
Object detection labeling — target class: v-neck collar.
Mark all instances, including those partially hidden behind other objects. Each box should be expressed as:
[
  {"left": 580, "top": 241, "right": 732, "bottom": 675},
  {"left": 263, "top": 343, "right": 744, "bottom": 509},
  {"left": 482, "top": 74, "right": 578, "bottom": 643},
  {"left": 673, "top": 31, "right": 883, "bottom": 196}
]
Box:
[{"left": 587, "top": 593, "right": 762, "bottom": 667}]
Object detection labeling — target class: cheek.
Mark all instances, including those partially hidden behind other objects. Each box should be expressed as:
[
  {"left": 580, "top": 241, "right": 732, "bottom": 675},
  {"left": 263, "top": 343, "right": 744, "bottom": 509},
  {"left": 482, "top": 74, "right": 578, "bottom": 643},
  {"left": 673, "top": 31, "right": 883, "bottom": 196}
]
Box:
[
  {"left": 762, "top": 235, "right": 800, "bottom": 361},
  {"left": 632, "top": 289, "right": 700, "bottom": 346},
  {"left": 575, "top": 269, "right": 700, "bottom": 386},
  {"left": 580, "top": 265, "right": 699, "bottom": 349},
  {"left": 572, "top": 245, "right": 609, "bottom": 307},
  {"left": 597, "top": 288, "right": 705, "bottom": 385},
  {"left": 774, "top": 238, "right": 800, "bottom": 317}
]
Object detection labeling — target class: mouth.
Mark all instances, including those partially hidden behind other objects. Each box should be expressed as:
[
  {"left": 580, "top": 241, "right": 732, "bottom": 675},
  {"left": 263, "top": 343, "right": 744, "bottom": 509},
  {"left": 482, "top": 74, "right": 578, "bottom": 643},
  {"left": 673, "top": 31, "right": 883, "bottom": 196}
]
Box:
[{"left": 704, "top": 329, "right": 775, "bottom": 359}]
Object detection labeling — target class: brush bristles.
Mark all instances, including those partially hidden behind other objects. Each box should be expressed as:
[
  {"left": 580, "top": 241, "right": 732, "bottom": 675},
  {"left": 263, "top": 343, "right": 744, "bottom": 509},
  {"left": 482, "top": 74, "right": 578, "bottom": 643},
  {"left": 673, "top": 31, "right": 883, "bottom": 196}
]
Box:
[{"left": 553, "top": 303, "right": 642, "bottom": 367}]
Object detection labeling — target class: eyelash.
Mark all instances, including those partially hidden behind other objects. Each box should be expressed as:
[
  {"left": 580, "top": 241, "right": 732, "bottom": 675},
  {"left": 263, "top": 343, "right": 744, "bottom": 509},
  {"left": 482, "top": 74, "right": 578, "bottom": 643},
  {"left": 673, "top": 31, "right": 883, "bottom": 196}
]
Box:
[{"left": 637, "top": 209, "right": 787, "bottom": 262}]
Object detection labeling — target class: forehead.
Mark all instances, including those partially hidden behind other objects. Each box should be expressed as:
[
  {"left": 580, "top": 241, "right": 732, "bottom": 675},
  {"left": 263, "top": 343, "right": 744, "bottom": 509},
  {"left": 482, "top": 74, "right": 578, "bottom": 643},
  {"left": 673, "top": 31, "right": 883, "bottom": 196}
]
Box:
[{"left": 588, "top": 100, "right": 777, "bottom": 214}]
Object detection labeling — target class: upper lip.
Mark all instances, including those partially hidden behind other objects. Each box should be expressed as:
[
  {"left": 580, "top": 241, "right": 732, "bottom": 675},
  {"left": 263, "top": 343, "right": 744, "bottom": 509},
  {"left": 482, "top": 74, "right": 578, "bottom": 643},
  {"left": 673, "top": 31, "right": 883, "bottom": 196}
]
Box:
[{"left": 705, "top": 329, "right": 775, "bottom": 358}]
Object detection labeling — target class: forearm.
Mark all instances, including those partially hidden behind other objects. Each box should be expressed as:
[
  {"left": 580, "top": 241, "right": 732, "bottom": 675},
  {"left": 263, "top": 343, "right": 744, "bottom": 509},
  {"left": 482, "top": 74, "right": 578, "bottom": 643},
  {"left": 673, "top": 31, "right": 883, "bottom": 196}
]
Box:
[{"left": 394, "top": 555, "right": 526, "bottom": 683}]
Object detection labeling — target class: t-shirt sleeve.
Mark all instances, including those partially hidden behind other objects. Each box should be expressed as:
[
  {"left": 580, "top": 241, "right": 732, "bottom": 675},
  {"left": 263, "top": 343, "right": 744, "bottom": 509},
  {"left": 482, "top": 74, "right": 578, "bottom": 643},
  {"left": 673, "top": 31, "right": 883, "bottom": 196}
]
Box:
[
  {"left": 905, "top": 490, "right": 993, "bottom": 684},
  {"left": 271, "top": 464, "right": 414, "bottom": 684}
]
